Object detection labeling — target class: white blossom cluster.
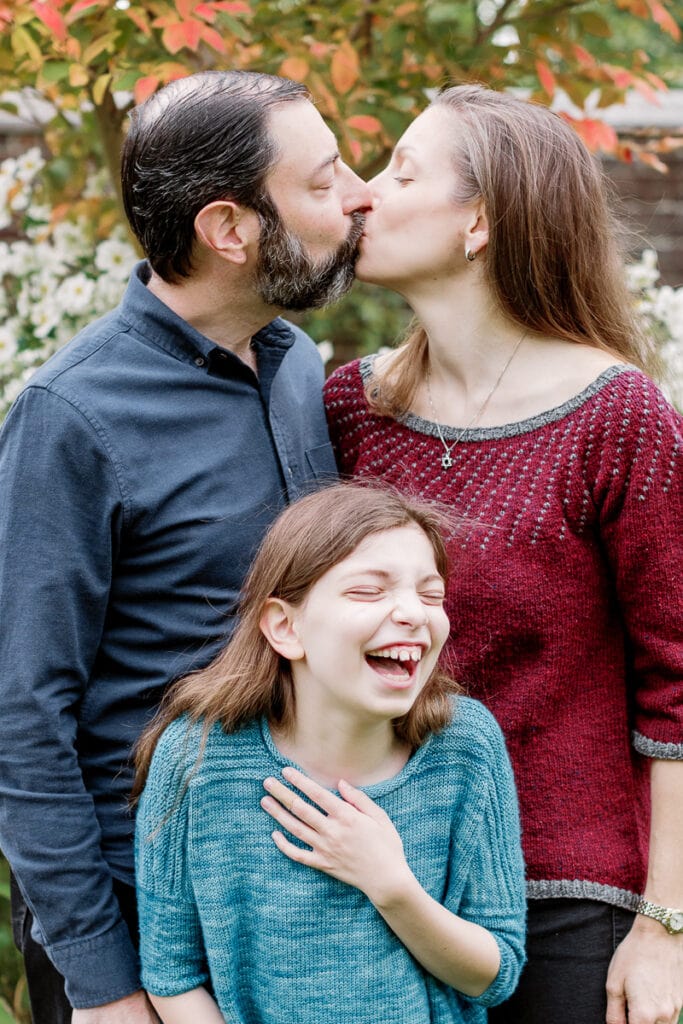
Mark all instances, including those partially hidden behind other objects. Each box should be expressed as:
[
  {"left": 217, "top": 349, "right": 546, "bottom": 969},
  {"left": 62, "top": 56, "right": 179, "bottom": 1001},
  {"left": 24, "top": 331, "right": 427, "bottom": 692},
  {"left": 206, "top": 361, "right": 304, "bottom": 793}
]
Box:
[
  {"left": 0, "top": 149, "right": 137, "bottom": 417},
  {"left": 625, "top": 249, "right": 683, "bottom": 410}
]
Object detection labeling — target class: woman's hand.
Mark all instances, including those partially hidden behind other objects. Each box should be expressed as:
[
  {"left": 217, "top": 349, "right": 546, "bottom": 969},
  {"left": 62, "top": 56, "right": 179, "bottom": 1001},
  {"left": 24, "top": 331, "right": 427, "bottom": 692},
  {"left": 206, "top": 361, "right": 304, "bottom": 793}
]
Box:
[
  {"left": 605, "top": 917, "right": 683, "bottom": 1024},
  {"left": 261, "top": 766, "right": 411, "bottom": 903}
]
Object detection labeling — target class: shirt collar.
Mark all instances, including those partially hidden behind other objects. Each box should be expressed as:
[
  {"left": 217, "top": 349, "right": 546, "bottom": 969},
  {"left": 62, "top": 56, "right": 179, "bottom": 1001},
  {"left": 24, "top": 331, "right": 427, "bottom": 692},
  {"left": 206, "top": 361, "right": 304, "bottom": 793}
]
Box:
[{"left": 118, "top": 261, "right": 295, "bottom": 371}]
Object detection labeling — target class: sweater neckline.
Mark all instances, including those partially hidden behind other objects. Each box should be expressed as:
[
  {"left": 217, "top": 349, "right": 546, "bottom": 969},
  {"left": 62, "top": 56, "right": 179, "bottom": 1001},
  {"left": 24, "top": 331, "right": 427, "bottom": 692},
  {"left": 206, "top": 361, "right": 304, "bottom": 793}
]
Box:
[
  {"left": 359, "top": 355, "right": 635, "bottom": 441},
  {"left": 258, "top": 717, "right": 434, "bottom": 798}
]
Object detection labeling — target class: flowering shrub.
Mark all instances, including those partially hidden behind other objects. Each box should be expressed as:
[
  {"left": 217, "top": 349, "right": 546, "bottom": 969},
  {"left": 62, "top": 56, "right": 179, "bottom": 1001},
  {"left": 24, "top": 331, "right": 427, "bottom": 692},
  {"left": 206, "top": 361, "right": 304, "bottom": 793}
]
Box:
[
  {"left": 625, "top": 249, "right": 683, "bottom": 411},
  {"left": 0, "top": 151, "right": 682, "bottom": 417},
  {"left": 0, "top": 148, "right": 137, "bottom": 418}
]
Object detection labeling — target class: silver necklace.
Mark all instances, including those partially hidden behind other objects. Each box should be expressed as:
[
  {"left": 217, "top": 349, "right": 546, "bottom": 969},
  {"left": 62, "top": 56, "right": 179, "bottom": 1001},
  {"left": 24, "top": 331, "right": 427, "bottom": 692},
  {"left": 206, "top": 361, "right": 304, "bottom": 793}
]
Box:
[{"left": 425, "top": 332, "right": 526, "bottom": 470}]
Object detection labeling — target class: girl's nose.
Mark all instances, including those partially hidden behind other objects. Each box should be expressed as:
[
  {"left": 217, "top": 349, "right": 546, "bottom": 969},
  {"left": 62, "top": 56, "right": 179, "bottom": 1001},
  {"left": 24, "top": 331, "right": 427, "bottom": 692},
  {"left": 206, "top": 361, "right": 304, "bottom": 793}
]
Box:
[{"left": 391, "top": 592, "right": 428, "bottom": 627}]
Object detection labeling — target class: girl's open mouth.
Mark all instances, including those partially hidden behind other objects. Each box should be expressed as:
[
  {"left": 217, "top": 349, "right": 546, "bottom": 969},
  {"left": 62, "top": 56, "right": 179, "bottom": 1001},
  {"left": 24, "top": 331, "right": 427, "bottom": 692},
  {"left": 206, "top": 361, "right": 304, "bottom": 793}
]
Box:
[{"left": 365, "top": 645, "right": 423, "bottom": 684}]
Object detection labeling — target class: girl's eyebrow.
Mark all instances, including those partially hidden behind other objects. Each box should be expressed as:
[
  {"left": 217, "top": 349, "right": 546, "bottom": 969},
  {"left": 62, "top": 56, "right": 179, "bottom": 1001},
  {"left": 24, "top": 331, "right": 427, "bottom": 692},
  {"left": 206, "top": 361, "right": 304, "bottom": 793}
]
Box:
[{"left": 338, "top": 568, "right": 444, "bottom": 585}]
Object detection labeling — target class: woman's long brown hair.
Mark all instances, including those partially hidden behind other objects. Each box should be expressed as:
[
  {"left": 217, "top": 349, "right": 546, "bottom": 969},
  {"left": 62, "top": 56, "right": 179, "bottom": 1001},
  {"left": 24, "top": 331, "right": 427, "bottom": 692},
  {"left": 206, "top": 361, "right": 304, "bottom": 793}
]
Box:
[
  {"left": 369, "top": 83, "right": 657, "bottom": 418},
  {"left": 132, "top": 483, "right": 462, "bottom": 802}
]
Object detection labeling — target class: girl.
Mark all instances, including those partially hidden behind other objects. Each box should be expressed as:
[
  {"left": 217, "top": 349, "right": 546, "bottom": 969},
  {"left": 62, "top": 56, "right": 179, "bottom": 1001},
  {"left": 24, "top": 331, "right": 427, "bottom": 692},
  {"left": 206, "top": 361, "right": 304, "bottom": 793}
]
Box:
[
  {"left": 133, "top": 483, "right": 526, "bottom": 1024},
  {"left": 323, "top": 85, "right": 683, "bottom": 1024}
]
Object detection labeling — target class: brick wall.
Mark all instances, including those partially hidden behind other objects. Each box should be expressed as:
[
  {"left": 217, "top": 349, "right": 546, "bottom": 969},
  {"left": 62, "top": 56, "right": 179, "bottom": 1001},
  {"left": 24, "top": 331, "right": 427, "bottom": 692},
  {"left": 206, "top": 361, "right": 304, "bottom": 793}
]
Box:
[{"left": 605, "top": 148, "right": 683, "bottom": 287}]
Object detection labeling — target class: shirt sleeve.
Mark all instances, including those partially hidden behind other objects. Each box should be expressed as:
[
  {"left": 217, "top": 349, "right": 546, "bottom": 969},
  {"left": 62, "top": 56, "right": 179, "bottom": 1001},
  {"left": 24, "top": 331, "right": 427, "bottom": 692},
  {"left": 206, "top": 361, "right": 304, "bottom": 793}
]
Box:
[
  {"left": 593, "top": 374, "right": 683, "bottom": 758},
  {"left": 135, "top": 720, "right": 209, "bottom": 997},
  {"left": 445, "top": 703, "right": 527, "bottom": 1008},
  {"left": 0, "top": 386, "right": 139, "bottom": 1007}
]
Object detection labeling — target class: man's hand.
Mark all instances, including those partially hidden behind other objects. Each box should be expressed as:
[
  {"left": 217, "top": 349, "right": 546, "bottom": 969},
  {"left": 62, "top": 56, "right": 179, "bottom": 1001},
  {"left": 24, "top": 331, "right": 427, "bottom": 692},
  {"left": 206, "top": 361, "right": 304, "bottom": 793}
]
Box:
[
  {"left": 72, "top": 990, "right": 160, "bottom": 1024},
  {"left": 605, "top": 916, "right": 683, "bottom": 1024}
]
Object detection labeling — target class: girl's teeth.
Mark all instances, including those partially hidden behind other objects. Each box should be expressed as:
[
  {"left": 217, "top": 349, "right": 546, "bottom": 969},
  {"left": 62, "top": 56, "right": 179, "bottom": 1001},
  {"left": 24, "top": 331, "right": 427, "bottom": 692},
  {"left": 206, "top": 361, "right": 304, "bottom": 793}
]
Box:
[{"left": 369, "top": 647, "right": 422, "bottom": 661}]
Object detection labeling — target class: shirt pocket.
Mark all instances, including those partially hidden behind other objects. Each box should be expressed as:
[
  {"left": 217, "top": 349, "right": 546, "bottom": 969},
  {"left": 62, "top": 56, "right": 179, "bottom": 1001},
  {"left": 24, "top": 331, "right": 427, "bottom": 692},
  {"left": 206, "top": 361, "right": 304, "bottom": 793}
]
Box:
[{"left": 305, "top": 442, "right": 338, "bottom": 481}]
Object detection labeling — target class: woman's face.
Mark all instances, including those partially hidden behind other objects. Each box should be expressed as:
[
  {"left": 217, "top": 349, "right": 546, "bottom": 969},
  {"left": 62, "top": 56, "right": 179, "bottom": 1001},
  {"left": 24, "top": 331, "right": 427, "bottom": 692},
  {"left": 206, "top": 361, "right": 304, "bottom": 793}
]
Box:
[{"left": 356, "top": 105, "right": 477, "bottom": 293}]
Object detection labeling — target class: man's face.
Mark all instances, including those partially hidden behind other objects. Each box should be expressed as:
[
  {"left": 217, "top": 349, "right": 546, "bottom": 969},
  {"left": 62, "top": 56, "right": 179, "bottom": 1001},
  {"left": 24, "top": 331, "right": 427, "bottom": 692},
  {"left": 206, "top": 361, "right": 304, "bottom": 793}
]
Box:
[{"left": 253, "top": 100, "right": 372, "bottom": 310}]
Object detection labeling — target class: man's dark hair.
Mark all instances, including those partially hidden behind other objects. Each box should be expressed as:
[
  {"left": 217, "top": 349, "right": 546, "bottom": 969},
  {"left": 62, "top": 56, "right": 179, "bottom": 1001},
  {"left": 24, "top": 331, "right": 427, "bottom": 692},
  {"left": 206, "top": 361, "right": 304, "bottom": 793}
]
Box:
[{"left": 121, "top": 70, "right": 310, "bottom": 283}]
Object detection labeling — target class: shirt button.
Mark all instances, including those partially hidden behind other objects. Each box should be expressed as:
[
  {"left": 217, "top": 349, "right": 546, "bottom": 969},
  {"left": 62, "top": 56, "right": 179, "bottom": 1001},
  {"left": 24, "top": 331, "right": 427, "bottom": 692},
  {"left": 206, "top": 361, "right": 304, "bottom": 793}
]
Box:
[{"left": 194, "top": 356, "right": 205, "bottom": 367}]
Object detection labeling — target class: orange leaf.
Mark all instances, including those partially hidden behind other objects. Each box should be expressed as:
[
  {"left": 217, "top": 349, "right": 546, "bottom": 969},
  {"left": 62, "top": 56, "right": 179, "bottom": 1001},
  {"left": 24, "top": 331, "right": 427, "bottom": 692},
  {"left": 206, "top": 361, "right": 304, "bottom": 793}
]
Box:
[
  {"left": 134, "top": 75, "right": 159, "bottom": 104},
  {"left": 394, "top": 1, "right": 417, "bottom": 14},
  {"left": 573, "top": 117, "right": 618, "bottom": 153},
  {"left": 573, "top": 44, "right": 596, "bottom": 69},
  {"left": 632, "top": 77, "right": 660, "bottom": 103},
  {"left": 647, "top": 0, "right": 681, "bottom": 39},
  {"left": 644, "top": 70, "right": 667, "bottom": 90},
  {"left": 67, "top": 0, "right": 105, "bottom": 17},
  {"left": 535, "top": 59, "right": 556, "bottom": 98},
  {"left": 637, "top": 150, "right": 668, "bottom": 172},
  {"left": 309, "top": 40, "right": 329, "bottom": 59},
  {"left": 31, "top": 1, "right": 67, "bottom": 40},
  {"left": 279, "top": 56, "right": 309, "bottom": 82},
  {"left": 68, "top": 62, "right": 88, "bottom": 86},
  {"left": 176, "top": 0, "right": 195, "bottom": 20},
  {"left": 346, "top": 114, "right": 382, "bottom": 134},
  {"left": 349, "top": 138, "right": 362, "bottom": 163},
  {"left": 125, "top": 7, "right": 151, "bottom": 34},
  {"left": 331, "top": 40, "right": 359, "bottom": 95},
  {"left": 163, "top": 19, "right": 201, "bottom": 52},
  {"left": 199, "top": 23, "right": 225, "bottom": 51}
]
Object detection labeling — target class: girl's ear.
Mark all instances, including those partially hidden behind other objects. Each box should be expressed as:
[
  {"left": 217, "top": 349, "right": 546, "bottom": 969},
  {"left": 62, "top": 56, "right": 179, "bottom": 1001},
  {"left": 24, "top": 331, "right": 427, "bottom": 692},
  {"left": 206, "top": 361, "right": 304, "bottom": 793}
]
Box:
[{"left": 259, "top": 598, "right": 305, "bottom": 661}]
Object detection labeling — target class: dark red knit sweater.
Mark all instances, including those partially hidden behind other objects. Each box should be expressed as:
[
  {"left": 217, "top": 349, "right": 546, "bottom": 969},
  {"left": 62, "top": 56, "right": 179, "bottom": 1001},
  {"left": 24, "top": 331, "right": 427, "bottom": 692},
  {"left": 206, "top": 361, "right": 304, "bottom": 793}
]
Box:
[{"left": 324, "top": 358, "right": 683, "bottom": 907}]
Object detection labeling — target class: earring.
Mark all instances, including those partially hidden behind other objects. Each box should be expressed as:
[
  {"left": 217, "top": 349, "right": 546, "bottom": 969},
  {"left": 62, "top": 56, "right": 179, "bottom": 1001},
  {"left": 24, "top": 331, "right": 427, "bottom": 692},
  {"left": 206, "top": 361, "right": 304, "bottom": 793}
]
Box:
[{"left": 465, "top": 247, "right": 476, "bottom": 262}]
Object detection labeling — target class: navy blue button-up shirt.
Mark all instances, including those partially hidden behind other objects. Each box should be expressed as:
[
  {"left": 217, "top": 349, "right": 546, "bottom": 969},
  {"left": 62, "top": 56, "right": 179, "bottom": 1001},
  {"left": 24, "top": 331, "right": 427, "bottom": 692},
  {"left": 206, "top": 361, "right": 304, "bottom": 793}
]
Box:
[{"left": 0, "top": 263, "right": 337, "bottom": 1006}]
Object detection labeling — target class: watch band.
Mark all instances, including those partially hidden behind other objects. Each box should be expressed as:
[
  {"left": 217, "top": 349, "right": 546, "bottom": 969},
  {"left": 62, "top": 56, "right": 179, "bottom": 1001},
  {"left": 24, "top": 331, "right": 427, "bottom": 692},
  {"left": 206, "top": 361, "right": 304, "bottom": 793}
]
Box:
[{"left": 635, "top": 897, "right": 683, "bottom": 935}]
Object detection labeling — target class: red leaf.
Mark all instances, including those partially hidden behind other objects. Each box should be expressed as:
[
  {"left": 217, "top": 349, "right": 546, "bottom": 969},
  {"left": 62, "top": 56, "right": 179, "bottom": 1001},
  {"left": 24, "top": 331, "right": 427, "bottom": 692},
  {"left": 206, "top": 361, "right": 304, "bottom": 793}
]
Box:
[
  {"left": 31, "top": 1, "right": 67, "bottom": 40},
  {"left": 163, "top": 19, "right": 201, "bottom": 52},
  {"left": 175, "top": 0, "right": 194, "bottom": 20},
  {"left": 535, "top": 60, "right": 556, "bottom": 98},
  {"left": 194, "top": 3, "right": 216, "bottom": 21},
  {"left": 349, "top": 139, "right": 362, "bottom": 163},
  {"left": 647, "top": 0, "right": 681, "bottom": 40},
  {"left": 346, "top": 114, "right": 382, "bottom": 134},
  {"left": 68, "top": 0, "right": 105, "bottom": 16},
  {"left": 134, "top": 75, "right": 159, "bottom": 104},
  {"left": 574, "top": 118, "right": 618, "bottom": 153},
  {"left": 632, "top": 77, "right": 660, "bottom": 103},
  {"left": 199, "top": 23, "right": 225, "bottom": 51}
]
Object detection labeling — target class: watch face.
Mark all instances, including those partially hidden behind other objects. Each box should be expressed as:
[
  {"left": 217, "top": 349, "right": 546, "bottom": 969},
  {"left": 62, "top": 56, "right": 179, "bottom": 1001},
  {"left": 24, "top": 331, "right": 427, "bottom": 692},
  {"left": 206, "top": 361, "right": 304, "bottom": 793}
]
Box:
[{"left": 669, "top": 911, "right": 683, "bottom": 932}]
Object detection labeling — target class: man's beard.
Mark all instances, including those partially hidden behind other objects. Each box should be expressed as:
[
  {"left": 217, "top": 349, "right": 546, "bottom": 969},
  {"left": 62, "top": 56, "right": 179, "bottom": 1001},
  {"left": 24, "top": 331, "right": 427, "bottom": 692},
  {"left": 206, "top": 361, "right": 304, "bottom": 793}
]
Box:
[{"left": 253, "top": 197, "right": 365, "bottom": 311}]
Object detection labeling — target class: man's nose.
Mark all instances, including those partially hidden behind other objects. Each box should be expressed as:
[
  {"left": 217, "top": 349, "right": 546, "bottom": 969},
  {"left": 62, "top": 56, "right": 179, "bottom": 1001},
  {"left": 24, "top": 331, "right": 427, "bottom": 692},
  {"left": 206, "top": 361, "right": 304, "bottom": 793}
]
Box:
[{"left": 341, "top": 164, "right": 373, "bottom": 214}]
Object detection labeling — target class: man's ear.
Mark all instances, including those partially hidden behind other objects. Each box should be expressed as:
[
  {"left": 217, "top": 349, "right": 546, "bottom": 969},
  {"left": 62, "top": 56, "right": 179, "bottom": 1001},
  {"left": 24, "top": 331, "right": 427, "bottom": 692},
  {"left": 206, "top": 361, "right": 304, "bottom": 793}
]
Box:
[
  {"left": 259, "top": 598, "right": 305, "bottom": 661},
  {"left": 463, "top": 200, "right": 489, "bottom": 258},
  {"left": 194, "top": 200, "right": 256, "bottom": 266}
]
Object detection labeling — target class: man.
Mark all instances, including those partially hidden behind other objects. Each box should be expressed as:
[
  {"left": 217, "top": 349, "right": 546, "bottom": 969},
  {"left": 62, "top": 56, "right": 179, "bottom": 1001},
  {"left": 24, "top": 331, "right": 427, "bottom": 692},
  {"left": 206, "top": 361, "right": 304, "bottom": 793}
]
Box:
[{"left": 0, "top": 70, "right": 371, "bottom": 1023}]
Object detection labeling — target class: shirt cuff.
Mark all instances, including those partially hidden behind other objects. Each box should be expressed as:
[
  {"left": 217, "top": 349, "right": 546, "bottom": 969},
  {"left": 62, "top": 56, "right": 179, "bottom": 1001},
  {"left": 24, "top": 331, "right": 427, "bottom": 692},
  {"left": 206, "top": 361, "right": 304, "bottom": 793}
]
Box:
[
  {"left": 47, "top": 918, "right": 140, "bottom": 1009},
  {"left": 632, "top": 731, "right": 683, "bottom": 759}
]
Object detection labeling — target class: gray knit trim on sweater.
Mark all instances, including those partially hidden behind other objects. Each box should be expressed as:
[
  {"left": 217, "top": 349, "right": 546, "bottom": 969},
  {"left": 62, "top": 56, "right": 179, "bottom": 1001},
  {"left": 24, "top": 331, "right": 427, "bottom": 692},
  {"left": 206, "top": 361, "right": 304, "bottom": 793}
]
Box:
[
  {"left": 527, "top": 880, "right": 640, "bottom": 910},
  {"left": 632, "top": 730, "right": 683, "bottom": 759},
  {"left": 359, "top": 355, "right": 634, "bottom": 441}
]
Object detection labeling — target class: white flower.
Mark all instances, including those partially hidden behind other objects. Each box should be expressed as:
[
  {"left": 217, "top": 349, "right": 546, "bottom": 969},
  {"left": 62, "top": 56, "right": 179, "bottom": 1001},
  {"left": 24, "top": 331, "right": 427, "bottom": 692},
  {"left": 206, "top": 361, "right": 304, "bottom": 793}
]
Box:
[
  {"left": 14, "top": 148, "right": 45, "bottom": 184},
  {"left": 95, "top": 237, "right": 136, "bottom": 281},
  {"left": 30, "top": 300, "right": 61, "bottom": 339},
  {"left": 316, "top": 340, "right": 334, "bottom": 365},
  {"left": 0, "top": 324, "right": 18, "bottom": 364},
  {"left": 56, "top": 273, "right": 96, "bottom": 315},
  {"left": 93, "top": 273, "right": 127, "bottom": 311}
]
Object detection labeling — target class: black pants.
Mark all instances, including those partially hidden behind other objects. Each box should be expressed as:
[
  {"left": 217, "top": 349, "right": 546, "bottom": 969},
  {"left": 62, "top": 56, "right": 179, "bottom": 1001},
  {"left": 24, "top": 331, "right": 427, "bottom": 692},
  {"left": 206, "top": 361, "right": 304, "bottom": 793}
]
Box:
[
  {"left": 10, "top": 873, "right": 139, "bottom": 1024},
  {"left": 489, "top": 898, "right": 636, "bottom": 1024}
]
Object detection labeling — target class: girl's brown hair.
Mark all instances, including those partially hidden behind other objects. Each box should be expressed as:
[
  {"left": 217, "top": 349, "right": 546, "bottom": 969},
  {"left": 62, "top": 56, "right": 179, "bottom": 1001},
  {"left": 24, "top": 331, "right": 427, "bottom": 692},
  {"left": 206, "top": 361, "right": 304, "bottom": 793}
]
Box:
[
  {"left": 369, "top": 83, "right": 656, "bottom": 418},
  {"left": 132, "top": 483, "right": 461, "bottom": 800}
]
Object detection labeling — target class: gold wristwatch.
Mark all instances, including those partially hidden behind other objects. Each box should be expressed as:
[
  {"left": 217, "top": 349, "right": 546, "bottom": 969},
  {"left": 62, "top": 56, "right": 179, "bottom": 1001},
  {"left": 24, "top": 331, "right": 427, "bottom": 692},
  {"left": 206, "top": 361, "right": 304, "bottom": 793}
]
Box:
[{"left": 635, "top": 898, "right": 683, "bottom": 935}]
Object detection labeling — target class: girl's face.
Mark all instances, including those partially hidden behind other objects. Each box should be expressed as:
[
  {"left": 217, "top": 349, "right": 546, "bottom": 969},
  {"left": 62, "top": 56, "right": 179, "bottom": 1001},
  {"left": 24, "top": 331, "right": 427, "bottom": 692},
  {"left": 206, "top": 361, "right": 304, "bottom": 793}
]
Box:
[
  {"left": 284, "top": 524, "right": 450, "bottom": 725},
  {"left": 355, "top": 105, "right": 479, "bottom": 293}
]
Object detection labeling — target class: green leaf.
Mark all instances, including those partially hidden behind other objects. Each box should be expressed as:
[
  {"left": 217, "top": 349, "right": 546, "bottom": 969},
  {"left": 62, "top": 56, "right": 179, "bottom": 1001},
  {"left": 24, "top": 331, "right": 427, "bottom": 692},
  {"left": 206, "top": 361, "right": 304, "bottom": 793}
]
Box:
[
  {"left": 0, "top": 998, "right": 18, "bottom": 1024},
  {"left": 578, "top": 11, "right": 612, "bottom": 38},
  {"left": 41, "top": 61, "right": 70, "bottom": 83}
]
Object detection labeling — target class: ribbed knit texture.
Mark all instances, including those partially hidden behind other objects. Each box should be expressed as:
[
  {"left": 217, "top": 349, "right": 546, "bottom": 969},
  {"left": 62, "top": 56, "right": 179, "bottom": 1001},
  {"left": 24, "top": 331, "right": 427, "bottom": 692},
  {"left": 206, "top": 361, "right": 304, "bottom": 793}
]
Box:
[
  {"left": 324, "top": 358, "right": 683, "bottom": 907},
  {"left": 136, "top": 698, "right": 526, "bottom": 1023}
]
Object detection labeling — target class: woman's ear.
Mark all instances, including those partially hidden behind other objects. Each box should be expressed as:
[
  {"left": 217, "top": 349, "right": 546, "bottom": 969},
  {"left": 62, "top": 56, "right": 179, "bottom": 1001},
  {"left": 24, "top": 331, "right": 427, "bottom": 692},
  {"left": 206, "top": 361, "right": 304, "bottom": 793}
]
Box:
[
  {"left": 463, "top": 200, "right": 489, "bottom": 259},
  {"left": 259, "top": 598, "right": 305, "bottom": 661},
  {"left": 194, "top": 200, "right": 257, "bottom": 266}
]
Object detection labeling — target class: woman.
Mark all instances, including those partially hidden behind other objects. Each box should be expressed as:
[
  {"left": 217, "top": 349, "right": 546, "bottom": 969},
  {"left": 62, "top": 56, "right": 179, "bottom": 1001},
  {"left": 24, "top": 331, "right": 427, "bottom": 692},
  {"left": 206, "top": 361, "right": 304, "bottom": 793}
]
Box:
[{"left": 324, "top": 85, "right": 683, "bottom": 1024}]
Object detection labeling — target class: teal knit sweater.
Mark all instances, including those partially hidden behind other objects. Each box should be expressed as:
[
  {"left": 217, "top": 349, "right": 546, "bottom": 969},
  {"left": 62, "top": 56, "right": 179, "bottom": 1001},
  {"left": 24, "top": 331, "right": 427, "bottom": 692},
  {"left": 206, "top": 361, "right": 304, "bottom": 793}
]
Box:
[{"left": 136, "top": 697, "right": 526, "bottom": 1023}]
